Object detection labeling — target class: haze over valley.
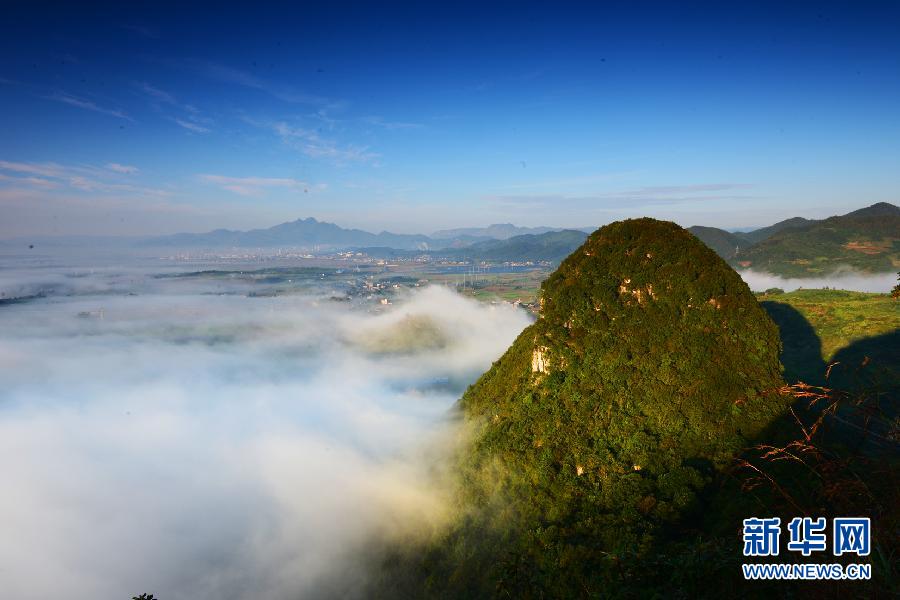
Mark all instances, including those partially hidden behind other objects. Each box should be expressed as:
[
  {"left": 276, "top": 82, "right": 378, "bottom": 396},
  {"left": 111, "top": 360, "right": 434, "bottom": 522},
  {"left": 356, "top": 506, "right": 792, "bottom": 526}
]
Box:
[{"left": 0, "top": 265, "right": 531, "bottom": 599}]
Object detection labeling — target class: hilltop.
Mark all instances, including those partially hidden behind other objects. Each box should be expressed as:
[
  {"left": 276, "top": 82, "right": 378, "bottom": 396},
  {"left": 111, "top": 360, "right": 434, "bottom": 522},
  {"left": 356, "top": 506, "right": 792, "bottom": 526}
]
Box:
[
  {"left": 734, "top": 216, "right": 814, "bottom": 245},
  {"left": 844, "top": 201, "right": 900, "bottom": 218},
  {"left": 373, "top": 219, "right": 789, "bottom": 596}
]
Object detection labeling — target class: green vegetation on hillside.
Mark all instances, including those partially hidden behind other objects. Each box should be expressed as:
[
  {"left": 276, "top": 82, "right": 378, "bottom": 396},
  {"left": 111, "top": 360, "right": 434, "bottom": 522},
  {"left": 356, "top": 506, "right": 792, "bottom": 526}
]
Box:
[
  {"left": 760, "top": 288, "right": 898, "bottom": 363},
  {"left": 688, "top": 216, "right": 815, "bottom": 259},
  {"left": 686, "top": 225, "right": 747, "bottom": 259},
  {"left": 686, "top": 203, "right": 900, "bottom": 276},
  {"left": 758, "top": 289, "right": 899, "bottom": 395},
  {"left": 734, "top": 216, "right": 813, "bottom": 245},
  {"left": 372, "top": 219, "right": 794, "bottom": 597},
  {"left": 737, "top": 214, "right": 900, "bottom": 276},
  {"left": 456, "top": 229, "right": 589, "bottom": 262},
  {"left": 368, "top": 223, "right": 899, "bottom": 598}
]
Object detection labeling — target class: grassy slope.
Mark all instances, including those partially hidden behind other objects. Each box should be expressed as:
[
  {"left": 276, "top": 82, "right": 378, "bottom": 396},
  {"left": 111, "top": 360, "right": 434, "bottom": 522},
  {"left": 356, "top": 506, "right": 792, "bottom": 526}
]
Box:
[{"left": 759, "top": 289, "right": 898, "bottom": 361}]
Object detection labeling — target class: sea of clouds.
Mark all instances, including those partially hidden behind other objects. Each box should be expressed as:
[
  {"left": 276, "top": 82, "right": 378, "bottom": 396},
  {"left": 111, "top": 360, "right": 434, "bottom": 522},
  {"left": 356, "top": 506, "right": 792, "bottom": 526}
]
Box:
[{"left": 0, "top": 269, "right": 531, "bottom": 600}]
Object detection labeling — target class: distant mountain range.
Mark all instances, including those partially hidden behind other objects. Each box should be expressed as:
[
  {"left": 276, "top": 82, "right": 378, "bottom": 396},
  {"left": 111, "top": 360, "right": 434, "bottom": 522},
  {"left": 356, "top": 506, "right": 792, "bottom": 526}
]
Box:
[
  {"left": 430, "top": 223, "right": 590, "bottom": 240},
  {"left": 450, "top": 230, "right": 590, "bottom": 262},
  {"left": 688, "top": 202, "right": 899, "bottom": 276},
  {"left": 684, "top": 218, "right": 813, "bottom": 260},
  {"left": 140, "top": 217, "right": 593, "bottom": 252},
  {"left": 142, "top": 217, "right": 437, "bottom": 251},
  {"left": 7, "top": 203, "right": 897, "bottom": 275},
  {"left": 352, "top": 230, "right": 591, "bottom": 263},
  {"left": 427, "top": 202, "right": 899, "bottom": 269}
]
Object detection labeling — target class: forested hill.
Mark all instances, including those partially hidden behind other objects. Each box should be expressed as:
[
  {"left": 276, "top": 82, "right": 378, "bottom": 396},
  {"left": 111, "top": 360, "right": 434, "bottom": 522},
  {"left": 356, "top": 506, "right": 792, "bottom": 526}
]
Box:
[
  {"left": 688, "top": 202, "right": 899, "bottom": 275},
  {"left": 737, "top": 208, "right": 900, "bottom": 276},
  {"left": 355, "top": 229, "right": 590, "bottom": 262},
  {"left": 452, "top": 229, "right": 588, "bottom": 262},
  {"left": 371, "top": 218, "right": 791, "bottom": 597}
]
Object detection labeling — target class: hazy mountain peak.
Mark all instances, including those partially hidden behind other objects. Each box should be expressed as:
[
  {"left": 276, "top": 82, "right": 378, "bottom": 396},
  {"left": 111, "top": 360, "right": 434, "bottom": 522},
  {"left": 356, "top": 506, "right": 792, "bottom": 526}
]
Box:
[
  {"left": 843, "top": 201, "right": 900, "bottom": 218},
  {"left": 430, "top": 223, "right": 579, "bottom": 240}
]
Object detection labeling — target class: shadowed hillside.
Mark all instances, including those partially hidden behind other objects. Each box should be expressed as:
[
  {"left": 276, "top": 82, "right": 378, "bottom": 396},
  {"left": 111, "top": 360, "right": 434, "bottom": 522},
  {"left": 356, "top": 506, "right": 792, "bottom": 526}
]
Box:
[
  {"left": 761, "top": 301, "right": 826, "bottom": 385},
  {"left": 760, "top": 289, "right": 899, "bottom": 386},
  {"left": 829, "top": 328, "right": 900, "bottom": 395}
]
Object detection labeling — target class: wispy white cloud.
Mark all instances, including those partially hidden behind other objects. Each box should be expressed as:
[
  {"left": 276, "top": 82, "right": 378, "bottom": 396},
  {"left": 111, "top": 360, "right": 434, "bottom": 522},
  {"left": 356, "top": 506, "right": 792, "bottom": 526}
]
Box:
[
  {"left": 105, "top": 163, "right": 139, "bottom": 174},
  {"left": 67, "top": 176, "right": 168, "bottom": 197},
  {"left": 134, "top": 81, "right": 177, "bottom": 104},
  {"left": 622, "top": 184, "right": 754, "bottom": 195},
  {"left": 0, "top": 173, "right": 60, "bottom": 189},
  {"left": 134, "top": 82, "right": 213, "bottom": 134},
  {"left": 361, "top": 116, "right": 424, "bottom": 130},
  {"left": 199, "top": 174, "right": 325, "bottom": 197},
  {"left": 490, "top": 183, "right": 756, "bottom": 209},
  {"left": 0, "top": 160, "right": 68, "bottom": 179},
  {"left": 44, "top": 92, "right": 133, "bottom": 121},
  {"left": 191, "top": 60, "right": 335, "bottom": 107},
  {"left": 0, "top": 160, "right": 166, "bottom": 197},
  {"left": 173, "top": 118, "right": 210, "bottom": 133},
  {"left": 500, "top": 172, "right": 638, "bottom": 191},
  {"left": 273, "top": 122, "right": 379, "bottom": 164}
]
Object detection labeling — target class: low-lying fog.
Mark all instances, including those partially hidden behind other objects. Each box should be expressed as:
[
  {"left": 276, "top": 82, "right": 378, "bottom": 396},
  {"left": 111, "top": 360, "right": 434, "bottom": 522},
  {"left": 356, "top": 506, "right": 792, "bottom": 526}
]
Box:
[
  {"left": 0, "top": 267, "right": 531, "bottom": 599},
  {"left": 739, "top": 268, "right": 897, "bottom": 293}
]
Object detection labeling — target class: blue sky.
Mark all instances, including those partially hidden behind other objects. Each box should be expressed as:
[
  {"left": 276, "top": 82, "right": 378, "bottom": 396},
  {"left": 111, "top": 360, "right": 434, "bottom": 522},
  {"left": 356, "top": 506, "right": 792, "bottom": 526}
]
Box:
[{"left": 1, "top": 1, "right": 899, "bottom": 237}]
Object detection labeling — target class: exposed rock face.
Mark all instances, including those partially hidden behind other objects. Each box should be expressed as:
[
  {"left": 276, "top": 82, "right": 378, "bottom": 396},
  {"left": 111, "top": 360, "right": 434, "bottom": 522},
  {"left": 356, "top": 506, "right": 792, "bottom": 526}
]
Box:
[{"left": 530, "top": 346, "right": 549, "bottom": 374}]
